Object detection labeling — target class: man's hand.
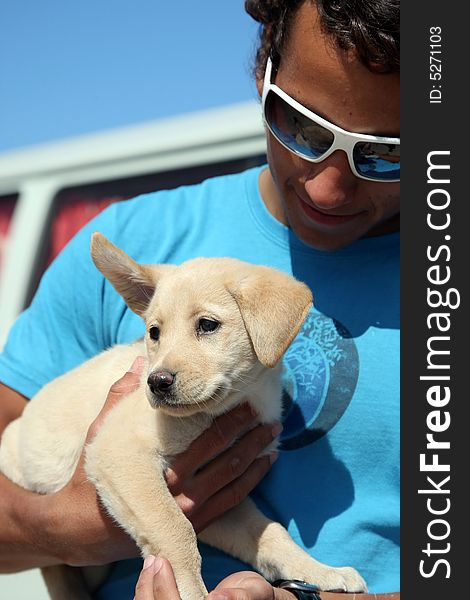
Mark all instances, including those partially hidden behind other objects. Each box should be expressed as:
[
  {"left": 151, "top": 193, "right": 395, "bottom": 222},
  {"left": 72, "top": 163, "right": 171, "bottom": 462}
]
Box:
[
  {"left": 165, "top": 402, "right": 280, "bottom": 533},
  {"left": 44, "top": 357, "right": 146, "bottom": 566},
  {"left": 134, "top": 558, "right": 295, "bottom": 600},
  {"left": 40, "top": 357, "right": 278, "bottom": 566},
  {"left": 207, "top": 571, "right": 295, "bottom": 600},
  {"left": 134, "top": 556, "right": 179, "bottom": 600}
]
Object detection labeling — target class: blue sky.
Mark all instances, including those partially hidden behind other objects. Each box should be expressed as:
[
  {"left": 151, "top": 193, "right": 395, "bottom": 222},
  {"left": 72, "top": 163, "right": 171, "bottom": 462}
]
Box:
[{"left": 0, "top": 1, "right": 260, "bottom": 154}]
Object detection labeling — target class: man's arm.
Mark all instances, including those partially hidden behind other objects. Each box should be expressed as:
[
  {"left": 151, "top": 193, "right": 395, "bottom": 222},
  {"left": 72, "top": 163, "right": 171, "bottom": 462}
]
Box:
[
  {"left": 0, "top": 380, "right": 139, "bottom": 572},
  {"left": 0, "top": 383, "right": 26, "bottom": 431},
  {"left": 0, "top": 384, "right": 45, "bottom": 571},
  {"left": 0, "top": 366, "right": 276, "bottom": 573},
  {"left": 0, "top": 382, "right": 66, "bottom": 571}
]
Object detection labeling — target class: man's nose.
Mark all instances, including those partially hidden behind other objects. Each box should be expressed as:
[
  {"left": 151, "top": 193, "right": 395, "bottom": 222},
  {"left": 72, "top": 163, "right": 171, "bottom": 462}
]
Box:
[{"left": 304, "top": 150, "right": 357, "bottom": 210}]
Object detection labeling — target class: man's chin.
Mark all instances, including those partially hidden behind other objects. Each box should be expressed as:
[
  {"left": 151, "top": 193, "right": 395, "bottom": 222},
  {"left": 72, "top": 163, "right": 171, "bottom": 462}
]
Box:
[
  {"left": 364, "top": 214, "right": 400, "bottom": 237},
  {"left": 291, "top": 220, "right": 369, "bottom": 252}
]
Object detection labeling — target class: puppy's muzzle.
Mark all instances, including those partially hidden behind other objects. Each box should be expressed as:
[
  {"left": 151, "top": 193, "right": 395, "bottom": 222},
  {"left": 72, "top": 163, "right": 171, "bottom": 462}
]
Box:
[{"left": 147, "top": 370, "right": 176, "bottom": 395}]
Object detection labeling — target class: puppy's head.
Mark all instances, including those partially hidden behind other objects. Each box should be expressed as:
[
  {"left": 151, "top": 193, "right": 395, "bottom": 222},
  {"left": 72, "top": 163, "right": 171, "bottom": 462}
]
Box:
[{"left": 91, "top": 232, "right": 312, "bottom": 417}]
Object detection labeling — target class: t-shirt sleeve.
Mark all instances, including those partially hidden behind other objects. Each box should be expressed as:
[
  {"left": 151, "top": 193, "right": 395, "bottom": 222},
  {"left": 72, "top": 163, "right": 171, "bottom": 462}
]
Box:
[{"left": 0, "top": 204, "right": 120, "bottom": 399}]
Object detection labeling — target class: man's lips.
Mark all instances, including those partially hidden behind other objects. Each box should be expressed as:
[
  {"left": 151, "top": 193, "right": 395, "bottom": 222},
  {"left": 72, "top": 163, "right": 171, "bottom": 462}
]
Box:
[{"left": 297, "top": 195, "right": 365, "bottom": 226}]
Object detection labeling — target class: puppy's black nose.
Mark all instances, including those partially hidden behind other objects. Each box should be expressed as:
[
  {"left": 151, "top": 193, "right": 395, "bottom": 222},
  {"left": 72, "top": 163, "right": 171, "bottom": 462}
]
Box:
[{"left": 147, "top": 370, "right": 176, "bottom": 394}]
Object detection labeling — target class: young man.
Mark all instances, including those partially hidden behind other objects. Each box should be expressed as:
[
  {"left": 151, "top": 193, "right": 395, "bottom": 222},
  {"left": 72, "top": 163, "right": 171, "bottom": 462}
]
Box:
[{"left": 0, "top": 0, "right": 400, "bottom": 598}]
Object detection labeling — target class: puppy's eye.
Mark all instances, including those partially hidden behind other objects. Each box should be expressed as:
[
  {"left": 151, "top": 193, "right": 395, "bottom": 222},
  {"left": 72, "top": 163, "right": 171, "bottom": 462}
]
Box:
[
  {"left": 149, "top": 326, "right": 160, "bottom": 341},
  {"left": 197, "top": 318, "right": 220, "bottom": 334}
]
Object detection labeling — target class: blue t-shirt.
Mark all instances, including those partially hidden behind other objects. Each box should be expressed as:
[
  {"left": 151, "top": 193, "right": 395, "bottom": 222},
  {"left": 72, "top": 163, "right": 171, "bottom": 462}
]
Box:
[{"left": 0, "top": 166, "right": 399, "bottom": 595}]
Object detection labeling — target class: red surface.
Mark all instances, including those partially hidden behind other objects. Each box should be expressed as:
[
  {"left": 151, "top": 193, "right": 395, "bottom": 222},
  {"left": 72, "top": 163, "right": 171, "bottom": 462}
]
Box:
[
  {"left": 46, "top": 195, "right": 121, "bottom": 265},
  {"left": 0, "top": 197, "right": 16, "bottom": 273}
]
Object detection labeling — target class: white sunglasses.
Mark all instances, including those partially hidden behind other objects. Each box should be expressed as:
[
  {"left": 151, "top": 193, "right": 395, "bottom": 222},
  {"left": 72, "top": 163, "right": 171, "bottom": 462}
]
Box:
[{"left": 262, "top": 57, "right": 400, "bottom": 182}]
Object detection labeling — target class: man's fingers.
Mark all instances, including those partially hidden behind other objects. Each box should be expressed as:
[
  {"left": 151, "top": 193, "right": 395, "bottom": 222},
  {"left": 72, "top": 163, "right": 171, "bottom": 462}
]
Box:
[
  {"left": 165, "top": 403, "right": 258, "bottom": 490},
  {"left": 86, "top": 356, "right": 145, "bottom": 443},
  {"left": 181, "top": 423, "right": 280, "bottom": 506},
  {"left": 207, "top": 571, "right": 275, "bottom": 600},
  {"left": 134, "top": 556, "right": 160, "bottom": 600},
  {"left": 188, "top": 454, "right": 275, "bottom": 532},
  {"left": 208, "top": 590, "right": 250, "bottom": 600},
  {"left": 152, "top": 557, "right": 181, "bottom": 599},
  {"left": 107, "top": 355, "right": 145, "bottom": 398},
  {"left": 134, "top": 555, "right": 181, "bottom": 600}
]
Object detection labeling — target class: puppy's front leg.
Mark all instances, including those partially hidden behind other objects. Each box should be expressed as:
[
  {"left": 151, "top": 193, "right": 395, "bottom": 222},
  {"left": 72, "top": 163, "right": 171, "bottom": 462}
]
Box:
[
  {"left": 199, "top": 497, "right": 367, "bottom": 593},
  {"left": 85, "top": 407, "right": 207, "bottom": 600}
]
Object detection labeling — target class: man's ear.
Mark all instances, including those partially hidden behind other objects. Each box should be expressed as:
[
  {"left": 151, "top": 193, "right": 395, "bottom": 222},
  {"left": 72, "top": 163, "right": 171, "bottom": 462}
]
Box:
[
  {"left": 227, "top": 264, "right": 313, "bottom": 368},
  {"left": 255, "top": 74, "right": 263, "bottom": 98},
  {"left": 90, "top": 232, "right": 171, "bottom": 316}
]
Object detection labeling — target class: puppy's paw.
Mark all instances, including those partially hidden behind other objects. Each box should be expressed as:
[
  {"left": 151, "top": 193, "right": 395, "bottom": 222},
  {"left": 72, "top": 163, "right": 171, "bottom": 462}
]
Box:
[{"left": 313, "top": 565, "right": 367, "bottom": 593}]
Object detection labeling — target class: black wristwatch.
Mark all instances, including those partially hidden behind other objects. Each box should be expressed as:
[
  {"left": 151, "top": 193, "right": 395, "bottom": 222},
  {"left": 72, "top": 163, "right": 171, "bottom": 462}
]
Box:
[{"left": 272, "top": 579, "right": 322, "bottom": 600}]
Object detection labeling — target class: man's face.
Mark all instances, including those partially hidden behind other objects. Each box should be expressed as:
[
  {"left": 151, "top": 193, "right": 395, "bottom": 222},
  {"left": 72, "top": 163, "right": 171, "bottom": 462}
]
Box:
[{"left": 258, "top": 3, "right": 400, "bottom": 251}]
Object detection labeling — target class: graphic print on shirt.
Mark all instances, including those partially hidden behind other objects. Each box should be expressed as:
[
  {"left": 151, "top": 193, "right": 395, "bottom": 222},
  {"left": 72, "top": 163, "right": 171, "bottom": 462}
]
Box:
[{"left": 280, "top": 310, "right": 359, "bottom": 450}]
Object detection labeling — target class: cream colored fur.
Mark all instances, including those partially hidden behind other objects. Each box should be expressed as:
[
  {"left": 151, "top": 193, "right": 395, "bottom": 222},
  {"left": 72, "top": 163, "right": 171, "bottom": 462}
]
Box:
[{"left": 0, "top": 233, "right": 366, "bottom": 599}]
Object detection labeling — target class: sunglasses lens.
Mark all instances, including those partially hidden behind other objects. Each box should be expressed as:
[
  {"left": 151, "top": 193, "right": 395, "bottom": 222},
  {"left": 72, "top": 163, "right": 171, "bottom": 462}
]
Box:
[
  {"left": 265, "top": 91, "right": 334, "bottom": 159},
  {"left": 265, "top": 88, "right": 400, "bottom": 182},
  {"left": 354, "top": 142, "right": 400, "bottom": 181}
]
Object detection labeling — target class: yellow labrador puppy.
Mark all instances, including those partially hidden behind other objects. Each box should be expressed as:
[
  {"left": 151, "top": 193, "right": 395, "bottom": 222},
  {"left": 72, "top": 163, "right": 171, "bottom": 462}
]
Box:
[{"left": 0, "top": 233, "right": 366, "bottom": 599}]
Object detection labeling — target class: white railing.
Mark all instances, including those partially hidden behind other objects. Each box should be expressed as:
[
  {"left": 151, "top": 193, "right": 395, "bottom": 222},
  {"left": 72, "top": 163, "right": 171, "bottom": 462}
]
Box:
[{"left": 0, "top": 101, "right": 266, "bottom": 346}]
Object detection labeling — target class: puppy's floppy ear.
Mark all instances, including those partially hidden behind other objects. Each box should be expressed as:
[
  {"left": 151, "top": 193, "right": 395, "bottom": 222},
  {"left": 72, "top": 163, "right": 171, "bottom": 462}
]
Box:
[
  {"left": 227, "top": 265, "right": 313, "bottom": 368},
  {"left": 90, "top": 232, "right": 172, "bottom": 316}
]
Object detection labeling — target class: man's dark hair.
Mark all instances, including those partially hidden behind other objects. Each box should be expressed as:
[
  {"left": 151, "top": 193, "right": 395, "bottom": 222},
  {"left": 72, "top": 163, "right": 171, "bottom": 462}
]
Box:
[{"left": 245, "top": 0, "right": 400, "bottom": 78}]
